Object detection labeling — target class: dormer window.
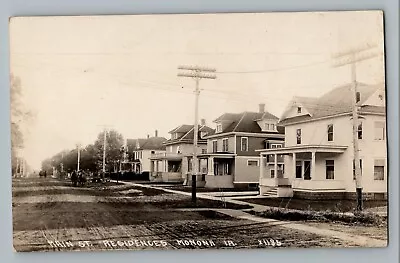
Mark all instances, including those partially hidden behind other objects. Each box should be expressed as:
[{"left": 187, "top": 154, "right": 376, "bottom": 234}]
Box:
[
  {"left": 172, "top": 133, "right": 178, "bottom": 139},
  {"left": 216, "top": 124, "right": 222, "bottom": 133},
  {"left": 297, "top": 107, "right": 302, "bottom": 114},
  {"left": 264, "top": 122, "right": 277, "bottom": 132}
]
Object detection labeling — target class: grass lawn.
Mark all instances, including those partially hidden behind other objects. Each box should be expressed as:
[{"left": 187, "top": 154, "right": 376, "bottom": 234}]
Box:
[{"left": 241, "top": 197, "right": 387, "bottom": 213}]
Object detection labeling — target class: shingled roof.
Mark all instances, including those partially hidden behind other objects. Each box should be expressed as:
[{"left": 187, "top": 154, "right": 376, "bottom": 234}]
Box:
[
  {"left": 279, "top": 82, "right": 385, "bottom": 125},
  {"left": 211, "top": 111, "right": 284, "bottom": 134},
  {"left": 164, "top": 124, "right": 215, "bottom": 145},
  {"left": 126, "top": 137, "right": 167, "bottom": 151}
]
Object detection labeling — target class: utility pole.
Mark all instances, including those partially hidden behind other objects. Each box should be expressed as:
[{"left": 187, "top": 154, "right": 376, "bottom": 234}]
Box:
[
  {"left": 103, "top": 128, "right": 107, "bottom": 178},
  {"left": 177, "top": 65, "right": 217, "bottom": 203},
  {"left": 77, "top": 144, "right": 81, "bottom": 171},
  {"left": 332, "top": 43, "right": 381, "bottom": 211}
]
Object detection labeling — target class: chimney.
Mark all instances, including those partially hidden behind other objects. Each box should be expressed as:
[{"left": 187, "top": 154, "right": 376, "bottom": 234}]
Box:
[
  {"left": 259, "top": 103, "right": 265, "bottom": 113},
  {"left": 200, "top": 119, "right": 206, "bottom": 126},
  {"left": 147, "top": 134, "right": 150, "bottom": 139},
  {"left": 155, "top": 130, "right": 158, "bottom": 137}
]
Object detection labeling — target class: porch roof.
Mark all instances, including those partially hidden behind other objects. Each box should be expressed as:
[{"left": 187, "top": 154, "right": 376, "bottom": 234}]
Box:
[
  {"left": 256, "top": 144, "right": 348, "bottom": 155},
  {"left": 149, "top": 153, "right": 183, "bottom": 161},
  {"left": 197, "top": 153, "right": 236, "bottom": 158}
]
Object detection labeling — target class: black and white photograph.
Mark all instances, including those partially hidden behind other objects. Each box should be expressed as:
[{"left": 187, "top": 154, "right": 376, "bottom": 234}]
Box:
[{"left": 9, "top": 11, "right": 387, "bottom": 252}]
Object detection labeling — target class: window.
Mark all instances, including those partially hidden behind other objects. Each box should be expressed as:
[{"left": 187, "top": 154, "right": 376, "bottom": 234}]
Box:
[
  {"left": 297, "top": 107, "right": 302, "bottom": 113},
  {"left": 295, "top": 161, "right": 302, "bottom": 179},
  {"left": 265, "top": 122, "right": 277, "bottom": 131},
  {"left": 270, "top": 144, "right": 282, "bottom": 149},
  {"left": 212, "top": 140, "right": 218, "bottom": 152},
  {"left": 326, "top": 160, "right": 335, "bottom": 179},
  {"left": 296, "top": 129, "right": 302, "bottom": 144},
  {"left": 374, "top": 159, "right": 385, "bottom": 180},
  {"left": 353, "top": 159, "right": 363, "bottom": 180},
  {"left": 216, "top": 124, "right": 222, "bottom": 133},
  {"left": 247, "top": 160, "right": 259, "bottom": 166},
  {"left": 374, "top": 122, "right": 385, "bottom": 140},
  {"left": 356, "top": 92, "right": 361, "bottom": 103},
  {"left": 151, "top": 151, "right": 155, "bottom": 154},
  {"left": 327, "top": 124, "right": 334, "bottom": 141},
  {"left": 188, "top": 158, "right": 192, "bottom": 172},
  {"left": 201, "top": 148, "right": 207, "bottom": 154},
  {"left": 358, "top": 123, "right": 363, "bottom": 139},
  {"left": 222, "top": 139, "right": 229, "bottom": 152},
  {"left": 223, "top": 163, "right": 230, "bottom": 175},
  {"left": 241, "top": 137, "right": 248, "bottom": 151},
  {"left": 270, "top": 169, "right": 275, "bottom": 178}
]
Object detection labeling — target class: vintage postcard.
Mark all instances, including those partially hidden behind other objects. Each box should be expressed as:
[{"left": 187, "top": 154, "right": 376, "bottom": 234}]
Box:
[{"left": 10, "top": 11, "right": 387, "bottom": 252}]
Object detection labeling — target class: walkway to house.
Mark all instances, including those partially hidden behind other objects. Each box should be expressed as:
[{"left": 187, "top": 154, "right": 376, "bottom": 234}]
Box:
[{"left": 116, "top": 181, "right": 387, "bottom": 248}]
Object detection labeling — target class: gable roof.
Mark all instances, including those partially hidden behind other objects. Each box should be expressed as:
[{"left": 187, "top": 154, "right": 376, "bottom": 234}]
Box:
[
  {"left": 164, "top": 124, "right": 215, "bottom": 145},
  {"left": 126, "top": 137, "right": 167, "bottom": 151},
  {"left": 279, "top": 82, "right": 385, "bottom": 125},
  {"left": 212, "top": 111, "right": 283, "bottom": 134}
]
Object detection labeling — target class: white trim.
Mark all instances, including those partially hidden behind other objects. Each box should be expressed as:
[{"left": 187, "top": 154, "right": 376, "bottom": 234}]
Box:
[
  {"left": 216, "top": 123, "right": 223, "bottom": 133},
  {"left": 240, "top": 137, "right": 249, "bottom": 151},
  {"left": 204, "top": 132, "right": 284, "bottom": 139},
  {"left": 222, "top": 138, "right": 229, "bottom": 152},
  {"left": 247, "top": 159, "right": 259, "bottom": 166},
  {"left": 211, "top": 139, "right": 218, "bottom": 152},
  {"left": 281, "top": 111, "right": 385, "bottom": 126},
  {"left": 234, "top": 134, "right": 237, "bottom": 154},
  {"left": 233, "top": 181, "right": 259, "bottom": 184}
]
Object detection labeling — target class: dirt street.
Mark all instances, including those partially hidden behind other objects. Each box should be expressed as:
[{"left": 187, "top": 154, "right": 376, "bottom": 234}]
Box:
[{"left": 12, "top": 177, "right": 366, "bottom": 252}]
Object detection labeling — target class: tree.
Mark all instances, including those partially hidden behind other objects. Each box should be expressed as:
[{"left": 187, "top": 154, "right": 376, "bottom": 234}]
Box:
[
  {"left": 10, "top": 74, "right": 35, "bottom": 175},
  {"left": 94, "top": 129, "right": 124, "bottom": 172}
]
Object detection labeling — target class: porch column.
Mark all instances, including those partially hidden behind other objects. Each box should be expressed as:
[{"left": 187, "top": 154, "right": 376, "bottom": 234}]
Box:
[
  {"left": 311, "top": 151, "right": 316, "bottom": 180},
  {"left": 155, "top": 161, "right": 159, "bottom": 173},
  {"left": 260, "top": 154, "right": 265, "bottom": 183},
  {"left": 207, "top": 157, "right": 214, "bottom": 175},
  {"left": 274, "top": 154, "right": 278, "bottom": 179},
  {"left": 131, "top": 163, "right": 134, "bottom": 172},
  {"left": 292, "top": 152, "right": 296, "bottom": 179},
  {"left": 150, "top": 161, "right": 154, "bottom": 173}
]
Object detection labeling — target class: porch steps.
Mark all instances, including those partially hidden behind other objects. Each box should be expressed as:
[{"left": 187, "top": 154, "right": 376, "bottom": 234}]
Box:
[{"left": 262, "top": 187, "right": 278, "bottom": 197}]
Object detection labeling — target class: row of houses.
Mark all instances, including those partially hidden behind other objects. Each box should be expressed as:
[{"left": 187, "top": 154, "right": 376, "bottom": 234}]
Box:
[{"left": 122, "top": 82, "right": 387, "bottom": 200}]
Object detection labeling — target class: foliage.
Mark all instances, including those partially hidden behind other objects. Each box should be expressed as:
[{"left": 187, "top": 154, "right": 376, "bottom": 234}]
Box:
[{"left": 41, "top": 130, "right": 124, "bottom": 174}]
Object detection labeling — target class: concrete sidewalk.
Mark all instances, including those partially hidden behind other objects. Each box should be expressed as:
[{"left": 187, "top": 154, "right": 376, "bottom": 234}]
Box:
[{"left": 115, "top": 181, "right": 387, "bottom": 248}]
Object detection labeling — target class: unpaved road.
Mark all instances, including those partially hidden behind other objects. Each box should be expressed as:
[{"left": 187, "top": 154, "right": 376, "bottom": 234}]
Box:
[{"left": 12, "top": 177, "right": 372, "bottom": 252}]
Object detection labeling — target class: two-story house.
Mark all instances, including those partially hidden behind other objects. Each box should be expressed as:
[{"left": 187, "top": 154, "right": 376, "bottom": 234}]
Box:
[
  {"left": 126, "top": 130, "right": 167, "bottom": 178},
  {"left": 258, "top": 83, "right": 387, "bottom": 200},
  {"left": 149, "top": 120, "right": 214, "bottom": 183},
  {"left": 199, "top": 104, "right": 285, "bottom": 189}
]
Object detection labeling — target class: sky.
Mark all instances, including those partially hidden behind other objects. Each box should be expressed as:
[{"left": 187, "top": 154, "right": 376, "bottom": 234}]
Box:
[{"left": 9, "top": 11, "right": 385, "bottom": 170}]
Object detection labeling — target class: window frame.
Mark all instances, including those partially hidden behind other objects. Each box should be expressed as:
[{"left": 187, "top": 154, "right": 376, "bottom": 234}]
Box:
[
  {"left": 212, "top": 140, "right": 218, "bottom": 153},
  {"left": 325, "top": 160, "right": 335, "bottom": 180},
  {"left": 222, "top": 138, "right": 229, "bottom": 152},
  {"left": 216, "top": 123, "right": 223, "bottom": 133},
  {"left": 327, "top": 124, "right": 334, "bottom": 142},
  {"left": 241, "top": 137, "right": 249, "bottom": 151},
  {"left": 247, "top": 159, "right": 259, "bottom": 167},
  {"left": 373, "top": 159, "right": 385, "bottom": 181},
  {"left": 296, "top": 129, "right": 302, "bottom": 145},
  {"left": 297, "top": 106, "right": 302, "bottom": 114},
  {"left": 374, "top": 121, "right": 385, "bottom": 141},
  {"left": 358, "top": 122, "right": 363, "bottom": 140}
]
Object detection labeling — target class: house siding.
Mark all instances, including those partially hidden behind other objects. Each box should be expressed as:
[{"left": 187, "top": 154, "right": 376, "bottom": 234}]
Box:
[
  {"left": 236, "top": 136, "right": 265, "bottom": 156},
  {"left": 234, "top": 157, "right": 260, "bottom": 183},
  {"left": 283, "top": 113, "right": 387, "bottom": 196},
  {"left": 207, "top": 135, "right": 235, "bottom": 153}
]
